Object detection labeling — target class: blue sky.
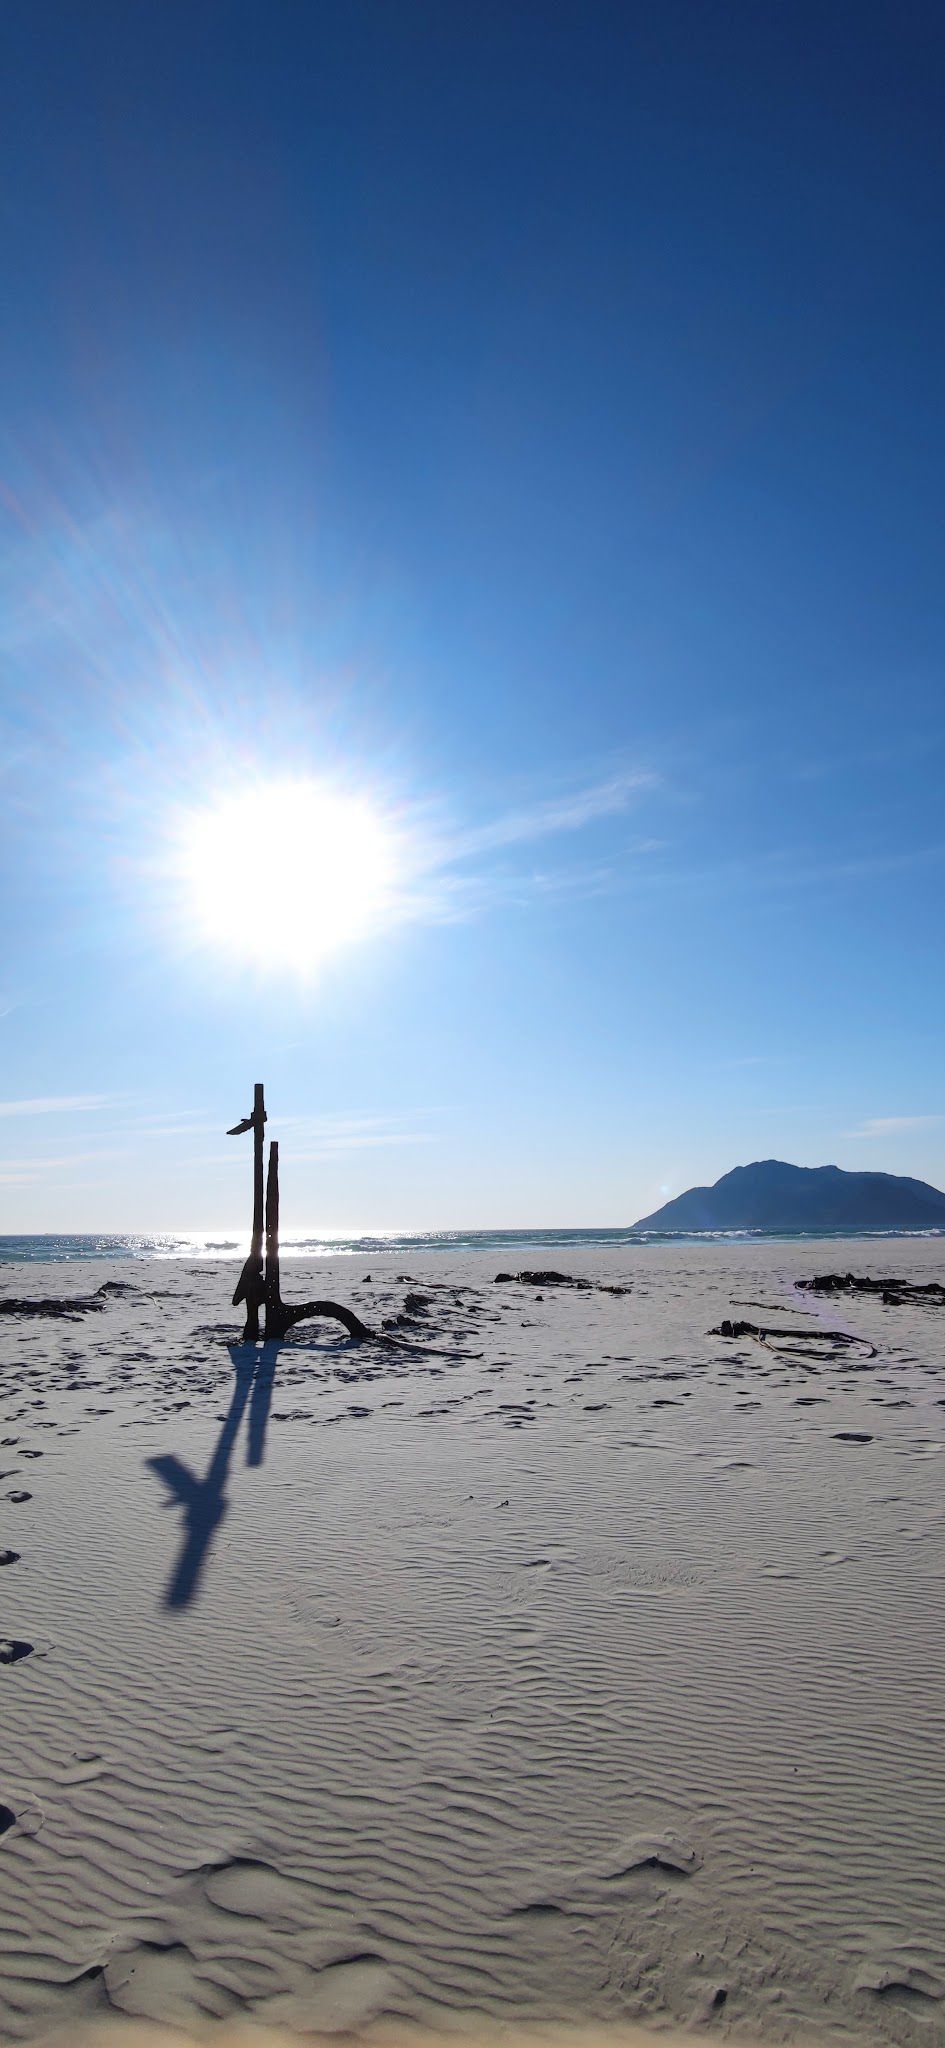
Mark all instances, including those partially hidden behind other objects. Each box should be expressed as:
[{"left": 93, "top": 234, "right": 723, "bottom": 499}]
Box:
[{"left": 1, "top": 0, "right": 944, "bottom": 1230}]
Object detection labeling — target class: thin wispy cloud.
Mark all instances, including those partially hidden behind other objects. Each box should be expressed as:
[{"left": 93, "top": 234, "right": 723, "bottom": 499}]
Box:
[
  {"left": 404, "top": 810, "right": 943, "bottom": 933},
  {"left": 291, "top": 1131, "right": 437, "bottom": 1161},
  {"left": 846, "top": 1114, "right": 945, "bottom": 1139},
  {"left": 612, "top": 843, "right": 945, "bottom": 904},
  {"left": 0, "top": 1151, "right": 121, "bottom": 1184},
  {"left": 122, "top": 1111, "right": 224, "bottom": 1140},
  {"left": 435, "top": 859, "right": 633, "bottom": 919},
  {"left": 127, "top": 1108, "right": 212, "bottom": 1128},
  {"left": 440, "top": 771, "right": 659, "bottom": 865},
  {"left": 0, "top": 1094, "right": 115, "bottom": 1117},
  {"left": 273, "top": 1113, "right": 438, "bottom": 1160},
  {"left": 192, "top": 1113, "right": 439, "bottom": 1165},
  {"left": 393, "top": 777, "right": 663, "bottom": 927}
]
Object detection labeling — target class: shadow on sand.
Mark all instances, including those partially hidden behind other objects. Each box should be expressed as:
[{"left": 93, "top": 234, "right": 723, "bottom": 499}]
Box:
[{"left": 146, "top": 1342, "right": 280, "bottom": 1610}]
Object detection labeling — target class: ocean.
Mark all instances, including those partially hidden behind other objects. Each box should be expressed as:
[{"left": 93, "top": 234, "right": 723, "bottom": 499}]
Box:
[{"left": 0, "top": 1226, "right": 941, "bottom": 1263}]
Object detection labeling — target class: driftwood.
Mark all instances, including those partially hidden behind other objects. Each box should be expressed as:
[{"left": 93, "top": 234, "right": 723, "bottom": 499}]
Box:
[
  {"left": 229, "top": 1087, "right": 378, "bottom": 1344},
  {"left": 0, "top": 1296, "right": 105, "bottom": 1319},
  {"left": 230, "top": 1083, "right": 267, "bottom": 1341},
  {"left": 0, "top": 1274, "right": 146, "bottom": 1317},
  {"left": 495, "top": 1270, "right": 632, "bottom": 1295},
  {"left": 262, "top": 1142, "right": 375, "bottom": 1341},
  {"left": 267, "top": 1297, "right": 375, "bottom": 1341},
  {"left": 797, "top": 1273, "right": 945, "bottom": 1306},
  {"left": 712, "top": 1317, "right": 876, "bottom": 1358}
]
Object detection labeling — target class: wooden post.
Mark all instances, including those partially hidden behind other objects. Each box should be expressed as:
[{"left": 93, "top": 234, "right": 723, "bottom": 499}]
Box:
[
  {"left": 251, "top": 1082, "right": 264, "bottom": 1267},
  {"left": 260, "top": 1138, "right": 372, "bottom": 1341},
  {"left": 230, "top": 1082, "right": 267, "bottom": 1341},
  {"left": 264, "top": 1139, "right": 282, "bottom": 1338}
]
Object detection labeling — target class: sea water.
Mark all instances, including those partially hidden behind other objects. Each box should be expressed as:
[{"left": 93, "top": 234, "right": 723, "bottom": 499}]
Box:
[{"left": 0, "top": 1225, "right": 941, "bottom": 1263}]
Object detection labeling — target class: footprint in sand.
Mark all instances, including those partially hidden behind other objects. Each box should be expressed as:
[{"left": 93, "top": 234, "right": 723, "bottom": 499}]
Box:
[
  {"left": 0, "top": 1551, "right": 20, "bottom": 1567},
  {"left": 5, "top": 1491, "right": 31, "bottom": 1505},
  {"left": 0, "top": 1640, "right": 34, "bottom": 1664},
  {"left": 0, "top": 1804, "right": 15, "bottom": 1836},
  {"left": 834, "top": 1431, "right": 873, "bottom": 1444}
]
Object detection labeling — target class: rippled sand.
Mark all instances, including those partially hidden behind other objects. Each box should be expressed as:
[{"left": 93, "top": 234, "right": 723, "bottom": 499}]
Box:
[{"left": 1, "top": 1242, "right": 944, "bottom": 2044}]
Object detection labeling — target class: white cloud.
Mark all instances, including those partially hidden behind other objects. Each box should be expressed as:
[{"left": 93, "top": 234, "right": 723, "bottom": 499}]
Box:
[
  {"left": 846, "top": 1114, "right": 945, "bottom": 1139},
  {"left": 290, "top": 1132, "right": 437, "bottom": 1161},
  {"left": 440, "top": 771, "right": 659, "bottom": 866},
  {"left": 191, "top": 1113, "right": 439, "bottom": 1166},
  {"left": 392, "top": 776, "right": 663, "bottom": 927},
  {"left": 0, "top": 1151, "right": 120, "bottom": 1182},
  {"left": 0, "top": 1094, "right": 114, "bottom": 1117}
]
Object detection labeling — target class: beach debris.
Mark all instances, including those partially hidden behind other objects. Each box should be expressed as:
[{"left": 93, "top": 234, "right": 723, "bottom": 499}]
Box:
[
  {"left": 797, "top": 1272, "right": 945, "bottom": 1306},
  {"left": 228, "top": 1085, "right": 379, "bottom": 1343},
  {"left": 382, "top": 1291, "right": 435, "bottom": 1331},
  {"left": 259, "top": 1142, "right": 376, "bottom": 1341},
  {"left": 733, "top": 1297, "right": 817, "bottom": 1315},
  {"left": 711, "top": 1317, "right": 876, "bottom": 1359},
  {"left": 0, "top": 1296, "right": 105, "bottom": 1319},
  {"left": 229, "top": 1084, "right": 267, "bottom": 1341},
  {"left": 494, "top": 1270, "right": 632, "bottom": 1294}
]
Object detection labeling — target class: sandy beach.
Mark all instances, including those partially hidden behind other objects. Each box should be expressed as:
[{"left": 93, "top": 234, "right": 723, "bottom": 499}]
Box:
[{"left": 1, "top": 1240, "right": 944, "bottom": 2046}]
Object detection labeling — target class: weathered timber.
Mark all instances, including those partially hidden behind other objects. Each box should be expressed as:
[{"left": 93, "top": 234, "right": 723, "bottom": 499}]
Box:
[
  {"left": 711, "top": 1316, "right": 876, "bottom": 1358},
  {"left": 264, "top": 1137, "right": 283, "bottom": 1335},
  {"left": 0, "top": 1296, "right": 106, "bottom": 1319},
  {"left": 230, "top": 1082, "right": 266, "bottom": 1340},
  {"left": 494, "top": 1269, "right": 632, "bottom": 1295},
  {"left": 796, "top": 1272, "right": 945, "bottom": 1306},
  {"left": 271, "top": 1297, "right": 376, "bottom": 1341},
  {"left": 227, "top": 1084, "right": 383, "bottom": 1344},
  {"left": 261, "top": 1139, "right": 376, "bottom": 1342}
]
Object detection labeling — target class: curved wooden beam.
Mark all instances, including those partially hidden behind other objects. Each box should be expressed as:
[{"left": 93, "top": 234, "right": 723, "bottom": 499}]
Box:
[{"left": 273, "top": 1299, "right": 377, "bottom": 1342}]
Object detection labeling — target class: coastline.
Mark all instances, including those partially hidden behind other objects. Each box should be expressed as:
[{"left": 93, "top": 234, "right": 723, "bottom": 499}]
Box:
[{"left": 2, "top": 1224, "right": 944, "bottom": 1265}]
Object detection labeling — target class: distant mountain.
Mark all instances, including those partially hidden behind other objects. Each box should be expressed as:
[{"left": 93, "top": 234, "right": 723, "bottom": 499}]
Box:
[{"left": 631, "top": 1159, "right": 945, "bottom": 1233}]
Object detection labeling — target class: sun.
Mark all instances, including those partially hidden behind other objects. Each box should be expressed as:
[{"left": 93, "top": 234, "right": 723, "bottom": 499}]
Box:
[{"left": 175, "top": 778, "right": 402, "bottom": 973}]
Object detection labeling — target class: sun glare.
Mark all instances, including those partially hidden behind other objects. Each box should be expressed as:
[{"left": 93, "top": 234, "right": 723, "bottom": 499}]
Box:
[{"left": 175, "top": 779, "right": 402, "bottom": 973}]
